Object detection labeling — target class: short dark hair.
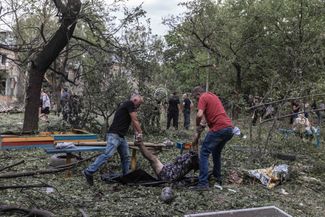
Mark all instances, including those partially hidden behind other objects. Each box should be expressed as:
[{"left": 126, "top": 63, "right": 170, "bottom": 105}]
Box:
[{"left": 191, "top": 86, "right": 205, "bottom": 97}]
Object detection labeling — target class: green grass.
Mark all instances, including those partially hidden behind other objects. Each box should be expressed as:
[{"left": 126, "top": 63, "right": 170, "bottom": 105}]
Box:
[{"left": 0, "top": 113, "right": 325, "bottom": 216}]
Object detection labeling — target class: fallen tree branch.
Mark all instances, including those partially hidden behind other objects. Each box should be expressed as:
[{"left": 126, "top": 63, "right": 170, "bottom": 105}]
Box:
[
  {"left": 0, "top": 160, "right": 25, "bottom": 172},
  {"left": 0, "top": 154, "right": 98, "bottom": 179},
  {"left": 247, "top": 93, "right": 325, "bottom": 110},
  {"left": 53, "top": 154, "right": 99, "bottom": 169},
  {"left": 261, "top": 108, "right": 325, "bottom": 124},
  {"left": 0, "top": 167, "right": 68, "bottom": 179},
  {"left": 0, "top": 183, "right": 51, "bottom": 190},
  {"left": 0, "top": 205, "right": 55, "bottom": 217},
  {"left": 79, "top": 208, "right": 89, "bottom": 217}
]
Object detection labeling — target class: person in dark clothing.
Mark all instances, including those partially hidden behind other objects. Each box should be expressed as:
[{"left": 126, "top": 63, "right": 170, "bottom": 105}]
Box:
[
  {"left": 83, "top": 94, "right": 144, "bottom": 186},
  {"left": 290, "top": 100, "right": 300, "bottom": 124},
  {"left": 167, "top": 92, "right": 180, "bottom": 130},
  {"left": 60, "top": 88, "right": 70, "bottom": 120},
  {"left": 182, "top": 93, "right": 192, "bottom": 130},
  {"left": 312, "top": 100, "right": 321, "bottom": 125}
]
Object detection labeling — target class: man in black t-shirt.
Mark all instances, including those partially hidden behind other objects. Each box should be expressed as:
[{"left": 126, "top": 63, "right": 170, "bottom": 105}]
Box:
[
  {"left": 83, "top": 94, "right": 144, "bottom": 186},
  {"left": 182, "top": 93, "right": 192, "bottom": 130},
  {"left": 167, "top": 92, "right": 180, "bottom": 130}
]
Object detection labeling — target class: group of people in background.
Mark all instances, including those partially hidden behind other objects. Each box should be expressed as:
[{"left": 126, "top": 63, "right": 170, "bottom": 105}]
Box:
[
  {"left": 290, "top": 99, "right": 324, "bottom": 140},
  {"left": 39, "top": 87, "right": 71, "bottom": 123},
  {"left": 166, "top": 92, "right": 193, "bottom": 130}
]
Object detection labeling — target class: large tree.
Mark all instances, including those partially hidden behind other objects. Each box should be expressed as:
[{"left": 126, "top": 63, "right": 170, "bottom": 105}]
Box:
[{"left": 23, "top": 0, "right": 81, "bottom": 131}]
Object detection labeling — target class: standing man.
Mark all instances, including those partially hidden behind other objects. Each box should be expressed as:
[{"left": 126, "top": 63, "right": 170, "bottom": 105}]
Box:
[
  {"left": 167, "top": 92, "right": 180, "bottom": 130},
  {"left": 83, "top": 94, "right": 144, "bottom": 186},
  {"left": 182, "top": 93, "right": 192, "bottom": 130},
  {"left": 39, "top": 89, "right": 51, "bottom": 123},
  {"left": 60, "top": 87, "right": 70, "bottom": 121},
  {"left": 191, "top": 86, "right": 233, "bottom": 190}
]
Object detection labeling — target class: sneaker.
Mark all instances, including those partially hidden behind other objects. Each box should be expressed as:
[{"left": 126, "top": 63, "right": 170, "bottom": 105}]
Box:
[
  {"left": 189, "top": 185, "right": 210, "bottom": 191},
  {"left": 82, "top": 170, "right": 94, "bottom": 186}
]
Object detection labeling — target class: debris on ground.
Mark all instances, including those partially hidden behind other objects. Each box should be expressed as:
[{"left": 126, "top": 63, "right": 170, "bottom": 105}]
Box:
[
  {"left": 227, "top": 169, "right": 243, "bottom": 184},
  {"left": 248, "top": 164, "right": 289, "bottom": 189}
]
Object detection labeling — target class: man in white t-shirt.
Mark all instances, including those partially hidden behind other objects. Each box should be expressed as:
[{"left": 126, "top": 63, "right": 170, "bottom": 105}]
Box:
[{"left": 40, "top": 89, "right": 51, "bottom": 122}]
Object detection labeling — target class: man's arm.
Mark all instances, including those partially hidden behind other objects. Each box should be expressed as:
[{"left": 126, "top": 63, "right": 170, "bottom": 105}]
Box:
[
  {"left": 192, "top": 131, "right": 202, "bottom": 153},
  {"left": 135, "top": 141, "right": 164, "bottom": 176},
  {"left": 196, "top": 109, "right": 204, "bottom": 126},
  {"left": 130, "top": 112, "right": 142, "bottom": 134}
]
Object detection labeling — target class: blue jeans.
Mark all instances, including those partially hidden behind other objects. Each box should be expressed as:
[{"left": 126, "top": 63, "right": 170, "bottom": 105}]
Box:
[
  {"left": 86, "top": 133, "right": 130, "bottom": 175},
  {"left": 183, "top": 110, "right": 190, "bottom": 129},
  {"left": 198, "top": 127, "right": 233, "bottom": 186}
]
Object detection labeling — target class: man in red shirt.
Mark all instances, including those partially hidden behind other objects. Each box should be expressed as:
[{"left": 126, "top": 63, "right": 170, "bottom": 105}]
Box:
[{"left": 191, "top": 86, "right": 234, "bottom": 190}]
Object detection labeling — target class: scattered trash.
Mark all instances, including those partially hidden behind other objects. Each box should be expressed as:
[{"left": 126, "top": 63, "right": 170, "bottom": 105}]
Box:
[
  {"left": 227, "top": 170, "right": 243, "bottom": 184},
  {"left": 45, "top": 187, "right": 54, "bottom": 194},
  {"left": 301, "top": 176, "right": 321, "bottom": 183},
  {"left": 55, "top": 142, "right": 76, "bottom": 149},
  {"left": 233, "top": 127, "right": 241, "bottom": 136},
  {"left": 232, "top": 126, "right": 246, "bottom": 139},
  {"left": 160, "top": 187, "right": 174, "bottom": 203},
  {"left": 228, "top": 188, "right": 237, "bottom": 193},
  {"left": 214, "top": 184, "right": 223, "bottom": 190},
  {"left": 248, "top": 164, "right": 289, "bottom": 189},
  {"left": 163, "top": 139, "right": 174, "bottom": 148},
  {"left": 280, "top": 188, "right": 289, "bottom": 195}
]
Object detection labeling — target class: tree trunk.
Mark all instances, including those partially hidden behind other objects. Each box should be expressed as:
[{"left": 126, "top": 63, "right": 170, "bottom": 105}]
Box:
[
  {"left": 23, "top": 0, "right": 81, "bottom": 131},
  {"left": 233, "top": 62, "right": 242, "bottom": 92}
]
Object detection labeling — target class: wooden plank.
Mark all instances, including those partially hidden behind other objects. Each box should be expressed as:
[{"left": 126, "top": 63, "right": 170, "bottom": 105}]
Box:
[
  {"left": 54, "top": 139, "right": 98, "bottom": 144},
  {"left": 131, "top": 149, "right": 137, "bottom": 171},
  {"left": 72, "top": 129, "right": 91, "bottom": 134},
  {"left": 2, "top": 141, "right": 53, "bottom": 146},
  {"left": 1, "top": 144, "right": 54, "bottom": 150},
  {"left": 2, "top": 136, "right": 54, "bottom": 142},
  {"left": 45, "top": 146, "right": 106, "bottom": 154},
  {"left": 76, "top": 141, "right": 166, "bottom": 147},
  {"left": 52, "top": 134, "right": 97, "bottom": 141}
]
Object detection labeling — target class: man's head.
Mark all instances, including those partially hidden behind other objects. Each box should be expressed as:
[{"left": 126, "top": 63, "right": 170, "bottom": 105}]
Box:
[
  {"left": 191, "top": 86, "right": 205, "bottom": 101},
  {"left": 131, "top": 94, "right": 144, "bottom": 108},
  {"left": 183, "top": 93, "right": 188, "bottom": 99}
]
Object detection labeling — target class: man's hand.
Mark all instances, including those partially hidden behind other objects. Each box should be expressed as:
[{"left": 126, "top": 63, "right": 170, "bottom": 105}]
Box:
[
  {"left": 134, "top": 140, "right": 142, "bottom": 146},
  {"left": 196, "top": 125, "right": 205, "bottom": 133},
  {"left": 135, "top": 133, "right": 143, "bottom": 143}
]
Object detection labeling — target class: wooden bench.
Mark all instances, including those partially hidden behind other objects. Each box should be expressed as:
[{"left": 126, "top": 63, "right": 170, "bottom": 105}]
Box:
[
  {"left": 76, "top": 142, "right": 166, "bottom": 170},
  {"left": 45, "top": 142, "right": 166, "bottom": 176}
]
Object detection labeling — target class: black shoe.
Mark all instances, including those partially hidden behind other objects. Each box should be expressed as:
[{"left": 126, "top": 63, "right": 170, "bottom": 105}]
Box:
[
  {"left": 189, "top": 185, "right": 210, "bottom": 191},
  {"left": 209, "top": 175, "right": 222, "bottom": 186},
  {"left": 82, "top": 170, "right": 94, "bottom": 186}
]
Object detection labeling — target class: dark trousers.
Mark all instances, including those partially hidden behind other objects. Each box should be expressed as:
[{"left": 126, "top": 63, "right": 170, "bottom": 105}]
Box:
[
  {"left": 167, "top": 111, "right": 179, "bottom": 130},
  {"left": 198, "top": 127, "right": 233, "bottom": 186},
  {"left": 183, "top": 110, "right": 190, "bottom": 130}
]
